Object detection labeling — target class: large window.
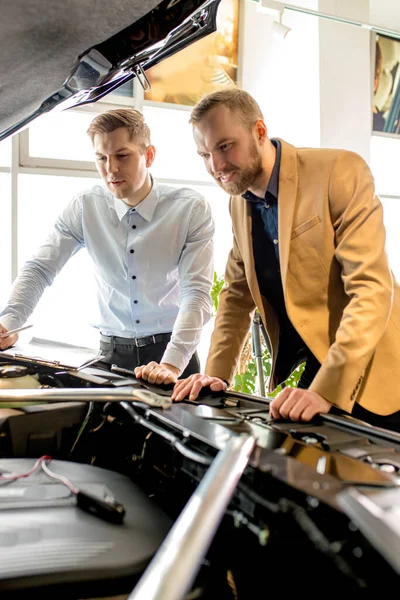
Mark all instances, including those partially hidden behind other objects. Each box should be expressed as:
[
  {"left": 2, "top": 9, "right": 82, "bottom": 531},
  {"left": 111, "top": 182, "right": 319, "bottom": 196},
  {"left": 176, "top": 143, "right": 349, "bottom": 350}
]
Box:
[
  {"left": 143, "top": 105, "right": 214, "bottom": 183},
  {"left": 17, "top": 174, "right": 99, "bottom": 264},
  {"left": 0, "top": 135, "right": 12, "bottom": 307},
  {"left": 0, "top": 174, "right": 11, "bottom": 306},
  {"left": 0, "top": 137, "right": 11, "bottom": 167},
  {"left": 26, "top": 111, "right": 95, "bottom": 164},
  {"left": 17, "top": 174, "right": 100, "bottom": 348}
]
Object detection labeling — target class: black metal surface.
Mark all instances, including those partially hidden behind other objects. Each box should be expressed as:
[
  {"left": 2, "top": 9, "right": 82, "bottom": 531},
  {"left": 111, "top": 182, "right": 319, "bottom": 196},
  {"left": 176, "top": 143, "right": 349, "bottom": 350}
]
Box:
[{"left": 1, "top": 350, "right": 400, "bottom": 592}]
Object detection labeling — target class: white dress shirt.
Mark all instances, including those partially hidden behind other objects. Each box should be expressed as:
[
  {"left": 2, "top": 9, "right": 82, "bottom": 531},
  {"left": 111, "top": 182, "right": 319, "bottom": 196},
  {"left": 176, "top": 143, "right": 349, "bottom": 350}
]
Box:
[{"left": 0, "top": 180, "right": 214, "bottom": 372}]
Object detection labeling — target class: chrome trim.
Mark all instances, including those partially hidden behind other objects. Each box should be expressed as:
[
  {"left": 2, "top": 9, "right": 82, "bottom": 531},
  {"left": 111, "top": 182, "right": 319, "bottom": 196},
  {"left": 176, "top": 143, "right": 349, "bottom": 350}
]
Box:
[
  {"left": 0, "top": 387, "right": 149, "bottom": 403},
  {"left": 128, "top": 433, "right": 255, "bottom": 600}
]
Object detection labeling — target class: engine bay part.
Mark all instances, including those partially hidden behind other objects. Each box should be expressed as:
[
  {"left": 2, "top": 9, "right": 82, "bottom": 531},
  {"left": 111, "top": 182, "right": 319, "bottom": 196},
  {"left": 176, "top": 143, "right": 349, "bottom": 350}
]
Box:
[{"left": 0, "top": 348, "right": 399, "bottom": 598}]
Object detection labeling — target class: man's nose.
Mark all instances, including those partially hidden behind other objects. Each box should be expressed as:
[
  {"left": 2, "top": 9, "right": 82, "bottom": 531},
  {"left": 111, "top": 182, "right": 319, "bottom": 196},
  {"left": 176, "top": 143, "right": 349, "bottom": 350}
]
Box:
[
  {"left": 210, "top": 154, "right": 226, "bottom": 175},
  {"left": 106, "top": 157, "right": 119, "bottom": 174}
]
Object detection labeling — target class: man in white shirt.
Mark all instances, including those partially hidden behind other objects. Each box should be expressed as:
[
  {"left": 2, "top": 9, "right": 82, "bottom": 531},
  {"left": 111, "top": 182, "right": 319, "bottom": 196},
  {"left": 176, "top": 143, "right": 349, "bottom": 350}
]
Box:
[{"left": 0, "top": 108, "right": 214, "bottom": 384}]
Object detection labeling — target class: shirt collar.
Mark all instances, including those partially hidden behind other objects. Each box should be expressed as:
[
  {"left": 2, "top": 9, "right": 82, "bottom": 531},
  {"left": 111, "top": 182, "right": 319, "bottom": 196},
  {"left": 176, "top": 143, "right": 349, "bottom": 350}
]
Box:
[
  {"left": 113, "top": 177, "right": 159, "bottom": 223},
  {"left": 243, "top": 139, "right": 281, "bottom": 204}
]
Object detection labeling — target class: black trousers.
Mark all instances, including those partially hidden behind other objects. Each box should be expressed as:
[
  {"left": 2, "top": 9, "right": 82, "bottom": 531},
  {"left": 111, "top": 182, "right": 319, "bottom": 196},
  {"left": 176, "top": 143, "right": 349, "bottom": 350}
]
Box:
[
  {"left": 99, "top": 332, "right": 200, "bottom": 379},
  {"left": 351, "top": 402, "right": 400, "bottom": 434}
]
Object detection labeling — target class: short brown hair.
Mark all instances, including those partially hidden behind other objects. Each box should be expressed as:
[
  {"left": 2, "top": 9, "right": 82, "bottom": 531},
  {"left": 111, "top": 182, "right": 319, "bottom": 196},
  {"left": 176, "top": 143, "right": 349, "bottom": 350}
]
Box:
[
  {"left": 87, "top": 108, "right": 151, "bottom": 151},
  {"left": 189, "top": 89, "right": 264, "bottom": 130}
]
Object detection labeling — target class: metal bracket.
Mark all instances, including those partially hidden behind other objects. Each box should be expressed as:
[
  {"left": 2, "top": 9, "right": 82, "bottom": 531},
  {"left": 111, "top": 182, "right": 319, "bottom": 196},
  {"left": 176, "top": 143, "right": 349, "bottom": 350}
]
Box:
[{"left": 134, "top": 63, "right": 151, "bottom": 92}]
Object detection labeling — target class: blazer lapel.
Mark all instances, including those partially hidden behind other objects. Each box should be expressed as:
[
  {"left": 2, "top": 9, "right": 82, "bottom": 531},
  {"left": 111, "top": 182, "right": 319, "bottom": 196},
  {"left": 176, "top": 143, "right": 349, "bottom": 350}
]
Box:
[{"left": 277, "top": 139, "right": 298, "bottom": 298}]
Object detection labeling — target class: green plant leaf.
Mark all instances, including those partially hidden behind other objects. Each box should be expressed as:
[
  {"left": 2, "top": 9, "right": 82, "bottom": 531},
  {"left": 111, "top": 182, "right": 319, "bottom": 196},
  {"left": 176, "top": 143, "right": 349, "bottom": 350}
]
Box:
[
  {"left": 211, "top": 271, "right": 307, "bottom": 396},
  {"left": 210, "top": 271, "right": 225, "bottom": 316}
]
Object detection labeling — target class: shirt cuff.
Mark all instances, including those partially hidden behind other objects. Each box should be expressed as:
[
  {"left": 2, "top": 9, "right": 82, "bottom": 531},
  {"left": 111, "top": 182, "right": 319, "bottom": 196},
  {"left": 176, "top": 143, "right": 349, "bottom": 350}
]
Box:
[
  {"left": 0, "top": 315, "right": 22, "bottom": 331},
  {"left": 160, "top": 347, "right": 189, "bottom": 376}
]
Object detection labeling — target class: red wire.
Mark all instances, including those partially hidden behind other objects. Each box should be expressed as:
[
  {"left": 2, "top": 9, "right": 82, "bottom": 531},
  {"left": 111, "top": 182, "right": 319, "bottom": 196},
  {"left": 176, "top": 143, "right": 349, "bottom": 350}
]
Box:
[{"left": 0, "top": 455, "right": 52, "bottom": 481}]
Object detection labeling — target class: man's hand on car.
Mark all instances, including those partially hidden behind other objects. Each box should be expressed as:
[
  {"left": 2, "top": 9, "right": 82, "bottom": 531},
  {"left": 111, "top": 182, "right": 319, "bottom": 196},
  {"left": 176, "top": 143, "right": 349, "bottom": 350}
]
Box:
[
  {"left": 270, "top": 387, "right": 332, "bottom": 421},
  {"left": 172, "top": 373, "right": 227, "bottom": 402},
  {"left": 135, "top": 362, "right": 180, "bottom": 385}
]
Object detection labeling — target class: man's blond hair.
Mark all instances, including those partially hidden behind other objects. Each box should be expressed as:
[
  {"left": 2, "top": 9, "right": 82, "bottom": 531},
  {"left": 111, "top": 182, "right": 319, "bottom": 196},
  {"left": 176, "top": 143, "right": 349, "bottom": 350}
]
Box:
[
  {"left": 87, "top": 108, "right": 151, "bottom": 152},
  {"left": 189, "top": 88, "right": 264, "bottom": 130}
]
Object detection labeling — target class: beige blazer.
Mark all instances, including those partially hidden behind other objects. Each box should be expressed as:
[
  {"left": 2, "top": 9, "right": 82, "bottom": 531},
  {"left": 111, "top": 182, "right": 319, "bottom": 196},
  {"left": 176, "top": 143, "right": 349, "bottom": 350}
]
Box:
[{"left": 205, "top": 139, "right": 400, "bottom": 415}]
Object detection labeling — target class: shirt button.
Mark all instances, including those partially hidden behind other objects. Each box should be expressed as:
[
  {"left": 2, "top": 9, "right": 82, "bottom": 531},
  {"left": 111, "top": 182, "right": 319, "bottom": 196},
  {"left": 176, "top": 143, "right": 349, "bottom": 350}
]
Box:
[
  {"left": 130, "top": 249, "right": 134, "bottom": 254},
  {"left": 136, "top": 319, "right": 140, "bottom": 324},
  {"left": 134, "top": 300, "right": 138, "bottom": 304},
  {"left": 132, "top": 225, "right": 136, "bottom": 229},
  {"left": 273, "top": 239, "right": 279, "bottom": 244},
  {"left": 266, "top": 204, "right": 270, "bottom": 209},
  {"left": 132, "top": 275, "right": 136, "bottom": 280}
]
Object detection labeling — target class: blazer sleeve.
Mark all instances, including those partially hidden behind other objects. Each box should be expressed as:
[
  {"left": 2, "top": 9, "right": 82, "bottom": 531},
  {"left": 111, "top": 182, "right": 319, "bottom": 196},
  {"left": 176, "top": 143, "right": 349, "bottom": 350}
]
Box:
[
  {"left": 205, "top": 222, "right": 256, "bottom": 383},
  {"left": 309, "top": 150, "right": 393, "bottom": 412}
]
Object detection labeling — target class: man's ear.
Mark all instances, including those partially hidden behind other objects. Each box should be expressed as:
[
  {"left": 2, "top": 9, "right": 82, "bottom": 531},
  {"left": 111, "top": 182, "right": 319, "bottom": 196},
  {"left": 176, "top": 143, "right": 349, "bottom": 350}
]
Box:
[
  {"left": 145, "top": 145, "right": 156, "bottom": 167},
  {"left": 255, "top": 119, "right": 268, "bottom": 143}
]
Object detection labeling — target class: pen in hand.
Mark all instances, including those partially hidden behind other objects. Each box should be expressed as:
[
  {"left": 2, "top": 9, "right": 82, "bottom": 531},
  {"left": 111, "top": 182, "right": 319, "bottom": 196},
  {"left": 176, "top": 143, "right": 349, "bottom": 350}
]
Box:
[{"left": 0, "top": 324, "right": 33, "bottom": 338}]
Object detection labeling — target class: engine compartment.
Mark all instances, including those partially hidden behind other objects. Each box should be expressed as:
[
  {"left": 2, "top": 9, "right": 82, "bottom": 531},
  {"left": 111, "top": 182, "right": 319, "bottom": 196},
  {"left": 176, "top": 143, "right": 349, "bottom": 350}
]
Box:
[{"left": 0, "top": 345, "right": 400, "bottom": 598}]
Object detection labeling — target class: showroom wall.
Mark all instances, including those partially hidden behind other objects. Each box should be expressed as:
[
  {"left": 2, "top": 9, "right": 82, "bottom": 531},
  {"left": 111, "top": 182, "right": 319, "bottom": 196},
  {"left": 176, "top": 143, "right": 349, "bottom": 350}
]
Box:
[
  {"left": 237, "top": 0, "right": 400, "bottom": 290},
  {"left": 240, "top": 0, "right": 321, "bottom": 148},
  {"left": 240, "top": 0, "right": 400, "bottom": 161},
  {"left": 318, "top": 0, "right": 371, "bottom": 160},
  {"left": 240, "top": 0, "right": 374, "bottom": 158}
]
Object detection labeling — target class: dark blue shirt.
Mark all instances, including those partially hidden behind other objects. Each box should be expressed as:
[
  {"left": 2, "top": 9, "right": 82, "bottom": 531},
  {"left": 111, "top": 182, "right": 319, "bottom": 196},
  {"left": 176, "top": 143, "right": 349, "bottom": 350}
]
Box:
[
  {"left": 243, "top": 140, "right": 280, "bottom": 261},
  {"left": 243, "top": 140, "right": 320, "bottom": 385}
]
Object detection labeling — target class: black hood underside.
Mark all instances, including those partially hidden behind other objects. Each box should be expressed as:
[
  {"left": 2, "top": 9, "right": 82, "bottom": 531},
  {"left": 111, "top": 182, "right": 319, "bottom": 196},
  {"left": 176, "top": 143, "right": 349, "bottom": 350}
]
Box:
[{"left": 0, "top": 0, "right": 220, "bottom": 140}]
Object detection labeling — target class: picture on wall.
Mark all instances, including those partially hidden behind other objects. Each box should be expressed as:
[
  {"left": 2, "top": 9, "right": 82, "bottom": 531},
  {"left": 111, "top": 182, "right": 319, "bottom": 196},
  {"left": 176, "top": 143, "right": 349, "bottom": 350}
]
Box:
[
  {"left": 373, "top": 33, "right": 400, "bottom": 135},
  {"left": 144, "top": 0, "right": 239, "bottom": 106}
]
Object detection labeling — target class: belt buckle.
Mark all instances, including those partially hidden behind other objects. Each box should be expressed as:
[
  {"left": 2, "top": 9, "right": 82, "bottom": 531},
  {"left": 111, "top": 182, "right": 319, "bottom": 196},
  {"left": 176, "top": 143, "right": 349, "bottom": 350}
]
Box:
[
  {"left": 134, "top": 335, "right": 149, "bottom": 348},
  {"left": 135, "top": 336, "right": 145, "bottom": 348},
  {"left": 135, "top": 335, "right": 157, "bottom": 348}
]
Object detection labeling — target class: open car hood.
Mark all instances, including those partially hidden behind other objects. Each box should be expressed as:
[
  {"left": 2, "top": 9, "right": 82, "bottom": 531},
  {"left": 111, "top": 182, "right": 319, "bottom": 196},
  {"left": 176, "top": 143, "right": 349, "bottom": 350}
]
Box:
[{"left": 0, "top": 0, "right": 221, "bottom": 141}]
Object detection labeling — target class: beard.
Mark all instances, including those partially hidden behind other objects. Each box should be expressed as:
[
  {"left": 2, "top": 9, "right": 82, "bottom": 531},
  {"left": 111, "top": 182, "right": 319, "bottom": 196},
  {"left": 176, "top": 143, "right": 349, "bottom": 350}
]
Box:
[{"left": 216, "top": 141, "right": 263, "bottom": 195}]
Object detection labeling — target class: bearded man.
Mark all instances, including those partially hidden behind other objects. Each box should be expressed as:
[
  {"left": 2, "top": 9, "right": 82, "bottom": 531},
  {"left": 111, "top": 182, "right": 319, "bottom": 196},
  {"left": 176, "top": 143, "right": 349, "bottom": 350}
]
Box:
[{"left": 172, "top": 88, "right": 400, "bottom": 433}]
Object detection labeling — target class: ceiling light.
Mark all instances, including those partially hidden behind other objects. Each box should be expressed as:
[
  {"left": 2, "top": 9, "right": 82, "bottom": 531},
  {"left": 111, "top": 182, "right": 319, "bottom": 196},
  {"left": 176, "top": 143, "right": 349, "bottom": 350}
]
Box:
[
  {"left": 256, "top": 1, "right": 292, "bottom": 40},
  {"left": 273, "top": 11, "right": 292, "bottom": 40}
]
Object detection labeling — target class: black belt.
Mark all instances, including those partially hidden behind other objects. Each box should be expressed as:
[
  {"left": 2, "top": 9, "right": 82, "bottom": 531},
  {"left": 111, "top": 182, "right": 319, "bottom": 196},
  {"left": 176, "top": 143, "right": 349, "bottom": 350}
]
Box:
[{"left": 100, "top": 332, "right": 171, "bottom": 348}]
